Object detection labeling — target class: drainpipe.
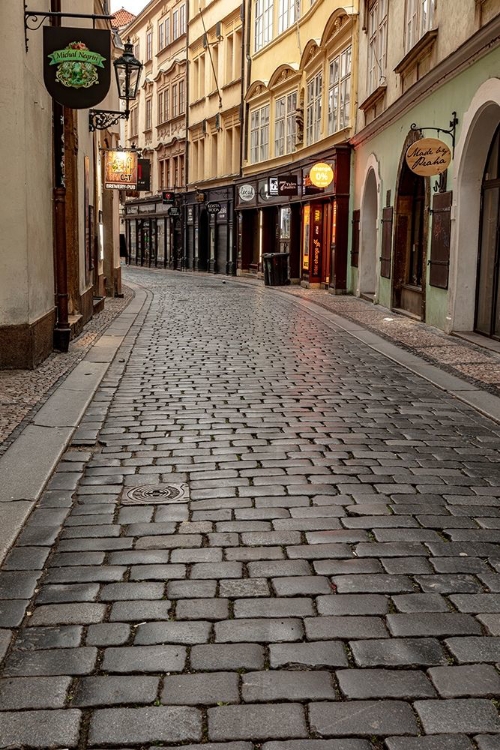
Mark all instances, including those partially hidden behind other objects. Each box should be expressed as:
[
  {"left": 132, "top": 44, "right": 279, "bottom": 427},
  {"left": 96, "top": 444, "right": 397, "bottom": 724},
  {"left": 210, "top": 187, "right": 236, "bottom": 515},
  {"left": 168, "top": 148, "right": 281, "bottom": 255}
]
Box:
[{"left": 52, "top": 0, "right": 71, "bottom": 352}]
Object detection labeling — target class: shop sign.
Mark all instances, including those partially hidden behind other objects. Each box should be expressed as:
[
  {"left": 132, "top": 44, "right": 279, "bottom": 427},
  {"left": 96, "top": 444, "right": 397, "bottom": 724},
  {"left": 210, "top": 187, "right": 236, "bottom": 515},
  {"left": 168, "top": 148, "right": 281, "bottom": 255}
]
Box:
[
  {"left": 162, "top": 191, "right": 175, "bottom": 204},
  {"left": 207, "top": 202, "right": 222, "bottom": 214},
  {"left": 187, "top": 206, "right": 194, "bottom": 223},
  {"left": 137, "top": 159, "right": 151, "bottom": 192},
  {"left": 43, "top": 26, "right": 111, "bottom": 109},
  {"left": 169, "top": 206, "right": 181, "bottom": 217},
  {"left": 126, "top": 205, "right": 139, "bottom": 215},
  {"left": 309, "top": 162, "right": 334, "bottom": 189},
  {"left": 217, "top": 204, "right": 228, "bottom": 221},
  {"left": 405, "top": 138, "right": 452, "bottom": 176},
  {"left": 278, "top": 175, "right": 298, "bottom": 196},
  {"left": 238, "top": 184, "right": 256, "bottom": 202},
  {"left": 269, "top": 177, "right": 279, "bottom": 197},
  {"left": 104, "top": 150, "right": 138, "bottom": 190},
  {"left": 138, "top": 203, "right": 155, "bottom": 213}
]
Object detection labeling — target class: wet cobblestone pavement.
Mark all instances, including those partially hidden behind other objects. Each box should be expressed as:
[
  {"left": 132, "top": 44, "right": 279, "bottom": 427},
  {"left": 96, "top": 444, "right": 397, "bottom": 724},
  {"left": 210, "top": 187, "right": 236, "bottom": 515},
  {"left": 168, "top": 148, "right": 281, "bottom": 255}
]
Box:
[{"left": 0, "top": 266, "right": 499, "bottom": 749}]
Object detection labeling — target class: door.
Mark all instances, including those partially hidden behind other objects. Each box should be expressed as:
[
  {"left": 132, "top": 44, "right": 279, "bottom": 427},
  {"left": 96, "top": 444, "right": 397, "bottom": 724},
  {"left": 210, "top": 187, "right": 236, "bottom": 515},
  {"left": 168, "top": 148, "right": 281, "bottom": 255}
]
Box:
[{"left": 475, "top": 125, "right": 500, "bottom": 338}]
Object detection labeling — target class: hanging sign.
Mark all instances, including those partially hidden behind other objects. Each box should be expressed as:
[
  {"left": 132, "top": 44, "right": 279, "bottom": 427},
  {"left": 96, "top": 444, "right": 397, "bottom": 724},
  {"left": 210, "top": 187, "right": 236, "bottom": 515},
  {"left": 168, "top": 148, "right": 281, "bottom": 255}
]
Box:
[
  {"left": 269, "top": 177, "right": 279, "bottom": 197},
  {"left": 278, "top": 175, "right": 298, "bottom": 196},
  {"left": 43, "top": 26, "right": 111, "bottom": 109},
  {"left": 137, "top": 159, "right": 151, "bottom": 191},
  {"left": 406, "top": 138, "right": 451, "bottom": 176},
  {"left": 207, "top": 202, "right": 222, "bottom": 215},
  {"left": 238, "top": 184, "right": 256, "bottom": 202},
  {"left": 309, "top": 162, "right": 334, "bottom": 189},
  {"left": 104, "top": 150, "right": 138, "bottom": 190}
]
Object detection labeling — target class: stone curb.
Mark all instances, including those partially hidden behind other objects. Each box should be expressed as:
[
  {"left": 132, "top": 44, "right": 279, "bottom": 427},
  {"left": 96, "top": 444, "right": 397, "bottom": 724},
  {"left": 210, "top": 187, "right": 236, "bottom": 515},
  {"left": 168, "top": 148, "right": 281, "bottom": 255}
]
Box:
[{"left": 0, "top": 282, "right": 150, "bottom": 564}]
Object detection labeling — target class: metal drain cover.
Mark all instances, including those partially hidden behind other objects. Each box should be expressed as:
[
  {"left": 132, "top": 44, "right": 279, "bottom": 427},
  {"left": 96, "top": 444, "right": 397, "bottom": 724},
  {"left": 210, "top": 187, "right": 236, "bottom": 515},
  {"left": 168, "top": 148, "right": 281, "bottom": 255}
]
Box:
[{"left": 122, "top": 483, "right": 189, "bottom": 505}]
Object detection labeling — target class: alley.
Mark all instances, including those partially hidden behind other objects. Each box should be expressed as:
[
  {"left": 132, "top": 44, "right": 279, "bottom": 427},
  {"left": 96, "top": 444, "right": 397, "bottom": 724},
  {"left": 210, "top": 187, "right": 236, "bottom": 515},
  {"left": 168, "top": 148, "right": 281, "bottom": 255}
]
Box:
[{"left": 1, "top": 267, "right": 500, "bottom": 749}]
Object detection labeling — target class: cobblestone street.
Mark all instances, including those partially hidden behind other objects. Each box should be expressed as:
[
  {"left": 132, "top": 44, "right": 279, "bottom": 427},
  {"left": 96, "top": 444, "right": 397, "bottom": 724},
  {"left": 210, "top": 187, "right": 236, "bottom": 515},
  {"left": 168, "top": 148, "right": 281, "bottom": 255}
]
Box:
[{"left": 1, "top": 266, "right": 500, "bottom": 749}]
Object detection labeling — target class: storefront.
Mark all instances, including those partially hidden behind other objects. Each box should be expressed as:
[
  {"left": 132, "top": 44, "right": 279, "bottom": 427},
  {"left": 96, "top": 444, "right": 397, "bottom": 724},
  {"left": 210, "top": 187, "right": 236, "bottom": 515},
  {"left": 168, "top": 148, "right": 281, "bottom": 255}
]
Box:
[
  {"left": 236, "top": 146, "right": 350, "bottom": 290},
  {"left": 124, "top": 197, "right": 183, "bottom": 269},
  {"left": 183, "top": 186, "right": 235, "bottom": 274}
]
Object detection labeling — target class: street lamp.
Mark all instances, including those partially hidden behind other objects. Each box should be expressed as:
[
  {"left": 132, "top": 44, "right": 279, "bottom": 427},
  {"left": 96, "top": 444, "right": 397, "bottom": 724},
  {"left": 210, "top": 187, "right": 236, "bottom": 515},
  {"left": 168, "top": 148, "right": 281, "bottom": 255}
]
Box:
[{"left": 89, "top": 38, "right": 143, "bottom": 131}]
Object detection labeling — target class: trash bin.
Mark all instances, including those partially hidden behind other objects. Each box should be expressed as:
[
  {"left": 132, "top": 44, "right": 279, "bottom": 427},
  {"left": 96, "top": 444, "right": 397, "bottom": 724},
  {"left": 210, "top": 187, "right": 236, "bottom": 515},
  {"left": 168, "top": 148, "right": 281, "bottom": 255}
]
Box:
[{"left": 262, "top": 252, "right": 290, "bottom": 286}]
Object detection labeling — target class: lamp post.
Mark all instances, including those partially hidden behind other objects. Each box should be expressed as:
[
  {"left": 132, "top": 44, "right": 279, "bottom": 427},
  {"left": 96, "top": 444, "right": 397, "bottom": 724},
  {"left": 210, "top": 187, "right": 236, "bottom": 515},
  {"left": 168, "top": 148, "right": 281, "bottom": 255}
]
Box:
[{"left": 89, "top": 39, "right": 142, "bottom": 131}]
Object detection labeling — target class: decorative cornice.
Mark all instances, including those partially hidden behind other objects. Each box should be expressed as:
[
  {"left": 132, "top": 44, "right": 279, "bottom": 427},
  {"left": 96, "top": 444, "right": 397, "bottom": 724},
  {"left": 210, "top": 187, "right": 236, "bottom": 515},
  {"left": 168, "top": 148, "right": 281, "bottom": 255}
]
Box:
[{"left": 351, "top": 13, "right": 500, "bottom": 148}]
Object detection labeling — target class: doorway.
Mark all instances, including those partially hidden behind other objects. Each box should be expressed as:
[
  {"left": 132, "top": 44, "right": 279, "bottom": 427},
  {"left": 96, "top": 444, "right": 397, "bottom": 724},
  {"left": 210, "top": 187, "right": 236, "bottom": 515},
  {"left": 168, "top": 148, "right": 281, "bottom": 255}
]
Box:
[
  {"left": 360, "top": 168, "right": 378, "bottom": 299},
  {"left": 198, "top": 209, "right": 209, "bottom": 271},
  {"left": 392, "top": 158, "right": 428, "bottom": 319},
  {"left": 475, "top": 125, "right": 500, "bottom": 338}
]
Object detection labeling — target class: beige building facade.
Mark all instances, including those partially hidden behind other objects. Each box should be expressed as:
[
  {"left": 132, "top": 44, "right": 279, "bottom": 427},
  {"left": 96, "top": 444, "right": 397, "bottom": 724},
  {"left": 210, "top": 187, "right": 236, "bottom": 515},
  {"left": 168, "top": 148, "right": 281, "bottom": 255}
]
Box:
[
  {"left": 351, "top": 0, "right": 500, "bottom": 339},
  {"left": 123, "top": 0, "right": 188, "bottom": 269},
  {"left": 0, "top": 0, "right": 122, "bottom": 368},
  {"left": 237, "top": 0, "right": 358, "bottom": 289}
]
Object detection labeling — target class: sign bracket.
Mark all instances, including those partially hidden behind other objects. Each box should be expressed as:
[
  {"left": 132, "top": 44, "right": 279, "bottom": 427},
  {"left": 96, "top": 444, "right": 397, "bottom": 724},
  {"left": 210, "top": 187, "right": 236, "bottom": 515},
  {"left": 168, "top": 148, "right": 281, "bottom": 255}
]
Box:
[
  {"left": 410, "top": 112, "right": 458, "bottom": 155},
  {"left": 24, "top": 5, "right": 114, "bottom": 52}
]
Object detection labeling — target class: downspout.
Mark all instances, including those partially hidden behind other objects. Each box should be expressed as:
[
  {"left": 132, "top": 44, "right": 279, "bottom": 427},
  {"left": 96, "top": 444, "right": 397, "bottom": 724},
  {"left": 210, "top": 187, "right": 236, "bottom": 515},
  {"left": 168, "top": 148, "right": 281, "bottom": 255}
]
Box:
[
  {"left": 52, "top": 0, "right": 71, "bottom": 351},
  {"left": 183, "top": 0, "right": 190, "bottom": 270}
]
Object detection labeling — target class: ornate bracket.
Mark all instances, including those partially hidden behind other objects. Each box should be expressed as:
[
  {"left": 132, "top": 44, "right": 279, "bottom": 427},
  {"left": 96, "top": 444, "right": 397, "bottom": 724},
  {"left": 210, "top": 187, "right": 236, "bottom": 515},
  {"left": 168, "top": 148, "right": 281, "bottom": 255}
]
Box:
[
  {"left": 24, "top": 4, "right": 114, "bottom": 52},
  {"left": 410, "top": 111, "right": 459, "bottom": 154},
  {"left": 89, "top": 109, "right": 129, "bottom": 132}
]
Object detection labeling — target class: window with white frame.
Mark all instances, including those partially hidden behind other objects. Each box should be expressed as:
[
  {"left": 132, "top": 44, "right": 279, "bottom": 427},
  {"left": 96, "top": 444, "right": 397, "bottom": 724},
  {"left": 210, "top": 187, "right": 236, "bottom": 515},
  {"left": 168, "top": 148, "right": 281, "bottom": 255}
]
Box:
[
  {"left": 179, "top": 80, "right": 185, "bottom": 114},
  {"left": 306, "top": 71, "right": 322, "bottom": 145},
  {"left": 173, "top": 10, "right": 179, "bottom": 40},
  {"left": 250, "top": 104, "right": 270, "bottom": 163},
  {"left": 278, "top": 0, "right": 298, "bottom": 34},
  {"left": 172, "top": 83, "right": 178, "bottom": 117},
  {"left": 367, "top": 0, "right": 388, "bottom": 94},
  {"left": 180, "top": 4, "right": 186, "bottom": 35},
  {"left": 145, "top": 98, "right": 152, "bottom": 130},
  {"left": 164, "top": 87, "right": 170, "bottom": 120},
  {"left": 405, "top": 0, "right": 436, "bottom": 50},
  {"left": 275, "top": 91, "right": 297, "bottom": 157},
  {"left": 328, "top": 46, "right": 351, "bottom": 134},
  {"left": 158, "top": 91, "right": 164, "bottom": 122},
  {"left": 158, "top": 22, "right": 164, "bottom": 50},
  {"left": 146, "top": 29, "right": 153, "bottom": 60},
  {"left": 254, "top": 0, "right": 273, "bottom": 52},
  {"left": 165, "top": 16, "right": 170, "bottom": 46}
]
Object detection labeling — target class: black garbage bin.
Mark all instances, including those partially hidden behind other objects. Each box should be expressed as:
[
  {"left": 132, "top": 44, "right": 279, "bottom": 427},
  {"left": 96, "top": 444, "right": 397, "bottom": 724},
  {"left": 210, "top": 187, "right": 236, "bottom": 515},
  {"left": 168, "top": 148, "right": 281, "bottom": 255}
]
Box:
[{"left": 262, "top": 252, "right": 290, "bottom": 286}]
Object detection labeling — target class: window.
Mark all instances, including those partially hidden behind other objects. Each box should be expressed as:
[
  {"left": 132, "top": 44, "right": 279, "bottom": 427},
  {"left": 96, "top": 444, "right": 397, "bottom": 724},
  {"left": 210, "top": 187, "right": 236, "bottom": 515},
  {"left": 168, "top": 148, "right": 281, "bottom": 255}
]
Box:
[
  {"left": 278, "top": 0, "right": 298, "bottom": 34},
  {"left": 180, "top": 4, "right": 186, "bottom": 35},
  {"left": 368, "top": 0, "right": 388, "bottom": 93},
  {"left": 179, "top": 80, "right": 185, "bottom": 114},
  {"left": 164, "top": 87, "right": 170, "bottom": 120},
  {"left": 328, "top": 46, "right": 351, "bottom": 134},
  {"left": 275, "top": 91, "right": 297, "bottom": 157},
  {"left": 130, "top": 106, "right": 138, "bottom": 136},
  {"left": 250, "top": 104, "right": 270, "bottom": 163},
  {"left": 179, "top": 154, "right": 185, "bottom": 185},
  {"left": 255, "top": 0, "right": 273, "bottom": 52},
  {"left": 159, "top": 22, "right": 164, "bottom": 50},
  {"left": 173, "top": 10, "right": 179, "bottom": 40},
  {"left": 306, "top": 71, "right": 322, "bottom": 145},
  {"left": 145, "top": 98, "right": 152, "bottom": 130},
  {"left": 158, "top": 91, "right": 164, "bottom": 122},
  {"left": 146, "top": 30, "right": 153, "bottom": 60},
  {"left": 134, "top": 41, "right": 140, "bottom": 60},
  {"left": 165, "top": 16, "right": 170, "bottom": 46},
  {"left": 405, "top": 0, "right": 436, "bottom": 50},
  {"left": 172, "top": 83, "right": 178, "bottom": 117}
]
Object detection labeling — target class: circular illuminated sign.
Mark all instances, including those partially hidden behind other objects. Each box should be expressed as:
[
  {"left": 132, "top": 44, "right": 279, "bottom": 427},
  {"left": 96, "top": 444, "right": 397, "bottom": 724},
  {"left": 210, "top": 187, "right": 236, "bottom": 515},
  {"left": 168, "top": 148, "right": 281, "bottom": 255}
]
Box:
[
  {"left": 405, "top": 138, "right": 451, "bottom": 176},
  {"left": 238, "top": 184, "right": 256, "bottom": 202},
  {"left": 309, "top": 162, "right": 334, "bottom": 188}
]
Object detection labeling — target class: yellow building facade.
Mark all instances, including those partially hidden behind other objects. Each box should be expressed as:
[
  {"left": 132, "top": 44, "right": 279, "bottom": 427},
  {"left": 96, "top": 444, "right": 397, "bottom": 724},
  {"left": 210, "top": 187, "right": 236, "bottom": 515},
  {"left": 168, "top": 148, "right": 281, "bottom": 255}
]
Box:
[
  {"left": 185, "top": 0, "right": 243, "bottom": 274},
  {"left": 237, "top": 0, "right": 358, "bottom": 288}
]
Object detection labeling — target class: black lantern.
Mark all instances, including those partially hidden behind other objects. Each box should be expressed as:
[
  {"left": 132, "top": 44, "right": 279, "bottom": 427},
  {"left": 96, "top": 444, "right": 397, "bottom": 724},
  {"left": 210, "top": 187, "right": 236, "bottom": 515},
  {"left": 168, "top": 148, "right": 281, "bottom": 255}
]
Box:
[{"left": 89, "top": 37, "right": 143, "bottom": 131}]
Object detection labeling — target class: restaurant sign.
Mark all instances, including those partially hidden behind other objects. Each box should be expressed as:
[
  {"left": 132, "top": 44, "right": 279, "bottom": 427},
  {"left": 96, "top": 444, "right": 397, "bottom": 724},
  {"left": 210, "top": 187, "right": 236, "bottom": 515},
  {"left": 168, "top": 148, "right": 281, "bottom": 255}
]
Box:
[
  {"left": 104, "top": 150, "right": 138, "bottom": 190},
  {"left": 43, "top": 27, "right": 111, "bottom": 109},
  {"left": 406, "top": 138, "right": 451, "bottom": 176}
]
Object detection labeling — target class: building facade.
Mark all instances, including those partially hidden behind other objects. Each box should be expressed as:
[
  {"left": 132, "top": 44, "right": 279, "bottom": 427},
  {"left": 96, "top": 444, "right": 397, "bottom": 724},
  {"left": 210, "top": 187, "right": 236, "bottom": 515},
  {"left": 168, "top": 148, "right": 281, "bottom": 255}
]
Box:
[
  {"left": 237, "top": 0, "right": 358, "bottom": 289},
  {"left": 351, "top": 0, "right": 500, "bottom": 339},
  {"left": 185, "top": 0, "right": 244, "bottom": 274},
  {"left": 123, "top": 0, "right": 188, "bottom": 270},
  {"left": 0, "top": 0, "right": 122, "bottom": 368}
]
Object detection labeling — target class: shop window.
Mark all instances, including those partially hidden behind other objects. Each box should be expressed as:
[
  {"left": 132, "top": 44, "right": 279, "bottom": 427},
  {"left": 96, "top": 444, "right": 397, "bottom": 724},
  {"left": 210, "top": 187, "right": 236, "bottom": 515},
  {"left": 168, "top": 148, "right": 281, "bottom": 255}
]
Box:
[
  {"left": 328, "top": 46, "right": 351, "bottom": 134},
  {"left": 275, "top": 91, "right": 297, "bottom": 157},
  {"left": 306, "top": 71, "right": 322, "bottom": 146},
  {"left": 278, "top": 0, "right": 298, "bottom": 34},
  {"left": 250, "top": 104, "right": 270, "bottom": 163},
  {"left": 405, "top": 0, "right": 435, "bottom": 51},
  {"left": 367, "top": 0, "right": 388, "bottom": 94},
  {"left": 146, "top": 30, "right": 153, "bottom": 61},
  {"left": 255, "top": 0, "right": 273, "bottom": 52}
]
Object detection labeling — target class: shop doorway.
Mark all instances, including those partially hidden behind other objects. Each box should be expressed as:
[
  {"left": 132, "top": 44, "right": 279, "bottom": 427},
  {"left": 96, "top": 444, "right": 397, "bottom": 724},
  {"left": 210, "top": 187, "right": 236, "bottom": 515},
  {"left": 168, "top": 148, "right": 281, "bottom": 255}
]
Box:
[
  {"left": 240, "top": 210, "right": 259, "bottom": 272},
  {"left": 360, "top": 168, "right": 378, "bottom": 300},
  {"left": 198, "top": 209, "right": 209, "bottom": 271},
  {"left": 392, "top": 158, "right": 428, "bottom": 319},
  {"left": 475, "top": 125, "right": 500, "bottom": 338}
]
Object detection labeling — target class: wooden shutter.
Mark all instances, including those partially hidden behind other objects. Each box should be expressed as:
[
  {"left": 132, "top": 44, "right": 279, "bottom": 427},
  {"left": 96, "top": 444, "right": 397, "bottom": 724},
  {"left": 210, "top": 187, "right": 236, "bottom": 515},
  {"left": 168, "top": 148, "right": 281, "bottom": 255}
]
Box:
[
  {"left": 380, "top": 206, "right": 393, "bottom": 278},
  {"left": 351, "top": 209, "right": 360, "bottom": 268},
  {"left": 429, "top": 191, "right": 452, "bottom": 289}
]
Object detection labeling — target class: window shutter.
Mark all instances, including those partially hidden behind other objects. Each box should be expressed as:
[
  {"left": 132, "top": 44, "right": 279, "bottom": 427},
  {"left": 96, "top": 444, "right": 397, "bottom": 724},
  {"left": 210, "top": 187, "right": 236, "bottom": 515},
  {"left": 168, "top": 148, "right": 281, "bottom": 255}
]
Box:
[
  {"left": 429, "top": 190, "right": 452, "bottom": 289},
  {"left": 351, "top": 209, "right": 360, "bottom": 267},
  {"left": 380, "top": 206, "right": 393, "bottom": 278}
]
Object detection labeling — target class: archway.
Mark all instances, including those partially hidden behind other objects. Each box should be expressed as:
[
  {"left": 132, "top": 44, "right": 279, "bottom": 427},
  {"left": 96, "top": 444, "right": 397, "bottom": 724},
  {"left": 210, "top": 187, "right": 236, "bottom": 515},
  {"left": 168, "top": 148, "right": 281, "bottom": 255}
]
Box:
[
  {"left": 450, "top": 80, "right": 500, "bottom": 332},
  {"left": 359, "top": 168, "right": 378, "bottom": 299}
]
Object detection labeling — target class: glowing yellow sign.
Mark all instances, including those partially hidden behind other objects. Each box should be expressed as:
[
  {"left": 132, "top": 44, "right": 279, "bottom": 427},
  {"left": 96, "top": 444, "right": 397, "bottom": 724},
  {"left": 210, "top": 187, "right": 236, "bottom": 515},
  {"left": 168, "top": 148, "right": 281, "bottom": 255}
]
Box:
[
  {"left": 104, "top": 150, "right": 138, "bottom": 190},
  {"left": 309, "top": 162, "right": 334, "bottom": 188}
]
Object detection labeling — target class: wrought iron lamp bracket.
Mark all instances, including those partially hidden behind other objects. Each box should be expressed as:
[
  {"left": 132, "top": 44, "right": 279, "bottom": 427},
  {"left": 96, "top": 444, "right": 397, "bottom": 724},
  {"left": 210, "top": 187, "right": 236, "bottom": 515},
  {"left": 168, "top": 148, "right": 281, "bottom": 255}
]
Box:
[
  {"left": 89, "top": 109, "right": 129, "bottom": 132},
  {"left": 410, "top": 111, "right": 459, "bottom": 154},
  {"left": 24, "top": 4, "right": 115, "bottom": 52}
]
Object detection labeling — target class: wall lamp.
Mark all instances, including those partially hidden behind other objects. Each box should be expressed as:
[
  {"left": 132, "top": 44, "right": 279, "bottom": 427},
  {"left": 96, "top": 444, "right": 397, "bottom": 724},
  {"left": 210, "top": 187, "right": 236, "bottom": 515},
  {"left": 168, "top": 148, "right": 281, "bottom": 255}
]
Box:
[{"left": 89, "top": 39, "right": 143, "bottom": 131}]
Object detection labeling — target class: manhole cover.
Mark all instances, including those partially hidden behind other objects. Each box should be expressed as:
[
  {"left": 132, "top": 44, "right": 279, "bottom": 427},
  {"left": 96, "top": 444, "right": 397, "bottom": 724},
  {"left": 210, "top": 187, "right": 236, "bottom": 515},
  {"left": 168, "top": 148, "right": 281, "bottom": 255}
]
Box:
[{"left": 121, "top": 483, "right": 189, "bottom": 505}]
